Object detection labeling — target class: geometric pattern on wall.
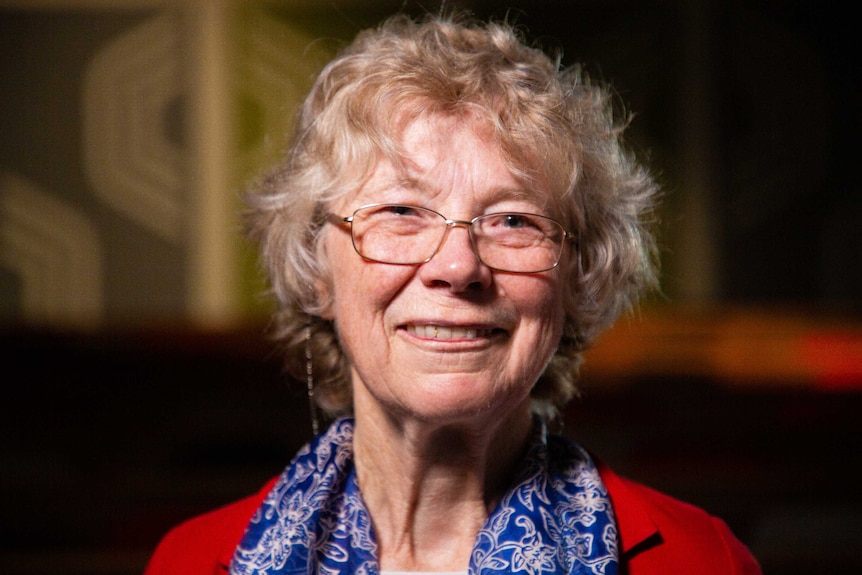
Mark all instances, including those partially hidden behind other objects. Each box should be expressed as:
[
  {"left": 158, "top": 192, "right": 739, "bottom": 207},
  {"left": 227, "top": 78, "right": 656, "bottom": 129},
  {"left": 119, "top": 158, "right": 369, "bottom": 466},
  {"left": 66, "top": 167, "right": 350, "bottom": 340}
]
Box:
[
  {"left": 82, "top": 9, "right": 185, "bottom": 243},
  {"left": 0, "top": 172, "right": 103, "bottom": 326},
  {"left": 235, "top": 6, "right": 328, "bottom": 180},
  {"left": 232, "top": 7, "right": 334, "bottom": 313}
]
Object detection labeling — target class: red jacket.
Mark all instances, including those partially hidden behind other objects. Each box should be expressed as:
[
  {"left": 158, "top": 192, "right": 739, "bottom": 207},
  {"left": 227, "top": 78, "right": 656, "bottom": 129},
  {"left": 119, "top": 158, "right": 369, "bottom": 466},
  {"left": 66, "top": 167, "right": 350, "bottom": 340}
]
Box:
[{"left": 144, "top": 463, "right": 762, "bottom": 575}]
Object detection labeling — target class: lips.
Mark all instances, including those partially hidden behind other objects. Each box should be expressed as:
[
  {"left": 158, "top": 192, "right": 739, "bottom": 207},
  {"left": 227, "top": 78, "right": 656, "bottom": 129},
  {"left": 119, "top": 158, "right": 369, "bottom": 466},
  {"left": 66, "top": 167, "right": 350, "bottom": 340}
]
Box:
[{"left": 404, "top": 324, "right": 496, "bottom": 340}]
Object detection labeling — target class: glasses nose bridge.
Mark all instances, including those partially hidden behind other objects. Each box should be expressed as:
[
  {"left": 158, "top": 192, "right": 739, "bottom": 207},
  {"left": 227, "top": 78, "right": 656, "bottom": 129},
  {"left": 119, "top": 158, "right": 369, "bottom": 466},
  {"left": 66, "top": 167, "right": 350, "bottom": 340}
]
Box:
[
  {"left": 444, "top": 217, "right": 474, "bottom": 232},
  {"left": 432, "top": 217, "right": 481, "bottom": 259}
]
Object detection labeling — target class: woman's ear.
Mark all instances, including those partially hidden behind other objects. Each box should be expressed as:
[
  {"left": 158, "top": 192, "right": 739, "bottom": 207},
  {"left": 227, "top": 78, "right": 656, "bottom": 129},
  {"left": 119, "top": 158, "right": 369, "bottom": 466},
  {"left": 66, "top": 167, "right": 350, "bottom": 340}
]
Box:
[
  {"left": 310, "top": 230, "right": 336, "bottom": 319},
  {"left": 315, "top": 277, "right": 335, "bottom": 320}
]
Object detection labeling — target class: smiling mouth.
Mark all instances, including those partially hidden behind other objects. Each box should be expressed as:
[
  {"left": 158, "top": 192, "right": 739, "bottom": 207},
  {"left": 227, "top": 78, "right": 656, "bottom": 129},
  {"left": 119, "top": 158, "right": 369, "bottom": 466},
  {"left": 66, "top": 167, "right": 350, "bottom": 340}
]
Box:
[{"left": 404, "top": 324, "right": 501, "bottom": 340}]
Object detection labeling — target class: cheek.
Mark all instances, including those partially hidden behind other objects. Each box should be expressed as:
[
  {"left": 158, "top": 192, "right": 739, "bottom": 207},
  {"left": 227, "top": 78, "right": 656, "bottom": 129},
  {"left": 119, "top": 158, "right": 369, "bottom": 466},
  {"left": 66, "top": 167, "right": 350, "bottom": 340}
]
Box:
[
  {"left": 512, "top": 274, "right": 564, "bottom": 320},
  {"left": 327, "top": 257, "right": 414, "bottom": 326},
  {"left": 319, "top": 230, "right": 373, "bottom": 318},
  {"left": 511, "top": 276, "right": 566, "bottom": 353}
]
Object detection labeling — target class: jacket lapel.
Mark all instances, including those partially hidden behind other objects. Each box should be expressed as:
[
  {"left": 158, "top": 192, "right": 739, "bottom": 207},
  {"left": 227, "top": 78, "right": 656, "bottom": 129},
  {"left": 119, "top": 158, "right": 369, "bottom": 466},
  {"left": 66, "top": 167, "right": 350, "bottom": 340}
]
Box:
[{"left": 596, "top": 461, "right": 660, "bottom": 560}]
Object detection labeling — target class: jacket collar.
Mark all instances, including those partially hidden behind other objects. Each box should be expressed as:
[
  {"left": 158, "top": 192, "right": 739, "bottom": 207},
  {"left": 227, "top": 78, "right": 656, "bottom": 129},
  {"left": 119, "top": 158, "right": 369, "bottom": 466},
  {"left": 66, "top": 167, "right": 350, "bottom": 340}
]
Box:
[
  {"left": 216, "top": 478, "right": 278, "bottom": 572},
  {"left": 595, "top": 460, "right": 661, "bottom": 558}
]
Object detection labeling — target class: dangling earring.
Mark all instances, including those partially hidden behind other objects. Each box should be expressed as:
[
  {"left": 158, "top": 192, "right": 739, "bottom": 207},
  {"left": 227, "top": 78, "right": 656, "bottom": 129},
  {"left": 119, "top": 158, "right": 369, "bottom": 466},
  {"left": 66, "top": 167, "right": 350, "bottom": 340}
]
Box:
[
  {"left": 575, "top": 230, "right": 584, "bottom": 281},
  {"left": 305, "top": 322, "right": 320, "bottom": 435}
]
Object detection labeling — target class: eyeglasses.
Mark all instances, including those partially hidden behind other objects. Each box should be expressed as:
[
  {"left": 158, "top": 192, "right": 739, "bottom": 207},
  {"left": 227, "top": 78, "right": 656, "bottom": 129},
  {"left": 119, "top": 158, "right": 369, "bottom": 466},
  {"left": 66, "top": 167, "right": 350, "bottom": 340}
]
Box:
[{"left": 330, "top": 204, "right": 574, "bottom": 273}]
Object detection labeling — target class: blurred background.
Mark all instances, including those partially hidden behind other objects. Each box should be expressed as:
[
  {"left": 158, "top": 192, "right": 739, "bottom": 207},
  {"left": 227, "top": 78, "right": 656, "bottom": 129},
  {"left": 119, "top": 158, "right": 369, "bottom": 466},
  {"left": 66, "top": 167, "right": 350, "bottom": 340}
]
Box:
[{"left": 1, "top": 0, "right": 860, "bottom": 573}]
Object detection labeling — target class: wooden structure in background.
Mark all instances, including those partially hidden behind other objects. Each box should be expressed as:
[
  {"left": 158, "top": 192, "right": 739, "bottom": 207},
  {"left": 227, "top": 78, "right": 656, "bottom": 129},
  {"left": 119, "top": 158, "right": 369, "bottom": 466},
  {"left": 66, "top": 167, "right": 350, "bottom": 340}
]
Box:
[{"left": 582, "top": 306, "right": 862, "bottom": 391}]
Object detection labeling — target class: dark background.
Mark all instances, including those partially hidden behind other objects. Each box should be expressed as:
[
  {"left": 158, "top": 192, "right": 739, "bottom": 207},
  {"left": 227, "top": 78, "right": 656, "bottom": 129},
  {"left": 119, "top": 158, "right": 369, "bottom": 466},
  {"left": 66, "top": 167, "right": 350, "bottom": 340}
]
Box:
[
  {"left": 2, "top": 1, "right": 860, "bottom": 574},
  {"left": 4, "top": 318, "right": 860, "bottom": 574},
  {"left": 278, "top": 0, "right": 862, "bottom": 308}
]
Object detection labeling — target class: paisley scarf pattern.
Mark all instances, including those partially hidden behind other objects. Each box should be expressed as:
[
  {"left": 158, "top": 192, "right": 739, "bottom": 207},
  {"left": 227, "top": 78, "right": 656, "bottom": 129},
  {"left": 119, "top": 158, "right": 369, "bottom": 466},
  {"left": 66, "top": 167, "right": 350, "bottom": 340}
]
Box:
[{"left": 230, "top": 418, "right": 618, "bottom": 575}]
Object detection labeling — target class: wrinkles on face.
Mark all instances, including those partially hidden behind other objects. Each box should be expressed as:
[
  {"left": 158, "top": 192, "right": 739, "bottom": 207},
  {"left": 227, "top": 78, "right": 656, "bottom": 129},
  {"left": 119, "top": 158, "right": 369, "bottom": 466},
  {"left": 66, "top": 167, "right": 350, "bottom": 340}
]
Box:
[{"left": 322, "top": 113, "right": 565, "bottom": 428}]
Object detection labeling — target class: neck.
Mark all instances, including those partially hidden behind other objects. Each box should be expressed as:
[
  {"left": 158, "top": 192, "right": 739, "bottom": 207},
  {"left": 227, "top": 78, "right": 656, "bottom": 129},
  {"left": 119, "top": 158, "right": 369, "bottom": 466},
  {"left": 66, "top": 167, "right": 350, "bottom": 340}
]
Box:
[{"left": 352, "top": 388, "right": 533, "bottom": 572}]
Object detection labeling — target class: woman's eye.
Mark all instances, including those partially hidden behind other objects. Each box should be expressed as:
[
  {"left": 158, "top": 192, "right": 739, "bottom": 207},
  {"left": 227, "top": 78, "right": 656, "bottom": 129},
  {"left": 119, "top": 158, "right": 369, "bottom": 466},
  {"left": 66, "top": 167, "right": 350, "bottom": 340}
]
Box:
[
  {"left": 502, "top": 214, "right": 534, "bottom": 229},
  {"left": 361, "top": 205, "right": 416, "bottom": 220},
  {"left": 382, "top": 205, "right": 418, "bottom": 217}
]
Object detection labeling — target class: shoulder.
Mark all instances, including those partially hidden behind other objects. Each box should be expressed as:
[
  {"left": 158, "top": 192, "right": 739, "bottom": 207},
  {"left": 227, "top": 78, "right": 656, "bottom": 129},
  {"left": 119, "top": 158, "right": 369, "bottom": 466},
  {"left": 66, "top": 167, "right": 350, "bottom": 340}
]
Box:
[
  {"left": 598, "top": 463, "right": 762, "bottom": 575},
  {"left": 142, "top": 478, "right": 276, "bottom": 575}
]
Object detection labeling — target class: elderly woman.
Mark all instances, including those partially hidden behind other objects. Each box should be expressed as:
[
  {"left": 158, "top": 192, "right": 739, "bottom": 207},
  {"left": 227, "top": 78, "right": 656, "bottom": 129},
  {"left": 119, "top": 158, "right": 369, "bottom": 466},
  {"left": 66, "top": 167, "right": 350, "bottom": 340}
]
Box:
[{"left": 145, "top": 13, "right": 761, "bottom": 575}]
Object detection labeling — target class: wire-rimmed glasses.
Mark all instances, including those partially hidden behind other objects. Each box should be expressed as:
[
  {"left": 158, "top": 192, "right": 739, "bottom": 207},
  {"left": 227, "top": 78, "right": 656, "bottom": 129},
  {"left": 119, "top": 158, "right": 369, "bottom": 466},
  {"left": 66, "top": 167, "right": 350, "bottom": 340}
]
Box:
[{"left": 330, "top": 203, "right": 574, "bottom": 273}]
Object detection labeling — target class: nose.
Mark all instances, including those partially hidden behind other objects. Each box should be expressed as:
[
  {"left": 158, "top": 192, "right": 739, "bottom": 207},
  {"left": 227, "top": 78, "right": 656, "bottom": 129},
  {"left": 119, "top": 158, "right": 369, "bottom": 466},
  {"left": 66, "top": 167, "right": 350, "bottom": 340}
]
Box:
[{"left": 418, "top": 222, "right": 493, "bottom": 292}]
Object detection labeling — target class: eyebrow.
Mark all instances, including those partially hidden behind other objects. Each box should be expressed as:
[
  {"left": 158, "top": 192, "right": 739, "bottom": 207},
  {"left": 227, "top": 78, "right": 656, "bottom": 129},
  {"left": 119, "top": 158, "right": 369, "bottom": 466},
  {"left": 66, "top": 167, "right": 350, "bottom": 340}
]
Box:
[{"left": 367, "top": 176, "right": 538, "bottom": 206}]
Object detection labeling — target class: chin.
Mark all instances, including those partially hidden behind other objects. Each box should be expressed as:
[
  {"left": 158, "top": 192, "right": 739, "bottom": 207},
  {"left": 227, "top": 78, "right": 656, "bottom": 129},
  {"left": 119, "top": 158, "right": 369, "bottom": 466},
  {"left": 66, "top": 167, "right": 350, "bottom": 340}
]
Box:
[{"left": 396, "top": 389, "right": 529, "bottom": 428}]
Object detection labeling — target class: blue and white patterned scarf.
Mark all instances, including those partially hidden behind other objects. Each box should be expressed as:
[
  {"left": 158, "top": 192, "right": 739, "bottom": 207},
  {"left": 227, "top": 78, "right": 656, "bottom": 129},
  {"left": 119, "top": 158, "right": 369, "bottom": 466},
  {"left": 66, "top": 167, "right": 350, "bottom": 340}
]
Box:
[{"left": 230, "top": 417, "right": 618, "bottom": 575}]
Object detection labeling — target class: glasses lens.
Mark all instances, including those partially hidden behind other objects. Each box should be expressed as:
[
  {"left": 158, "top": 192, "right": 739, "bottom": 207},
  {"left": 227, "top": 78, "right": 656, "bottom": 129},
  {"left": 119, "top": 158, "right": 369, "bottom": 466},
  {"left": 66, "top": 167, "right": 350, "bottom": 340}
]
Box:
[
  {"left": 473, "top": 213, "right": 564, "bottom": 272},
  {"left": 348, "top": 205, "right": 567, "bottom": 273},
  {"left": 351, "top": 205, "right": 444, "bottom": 264}
]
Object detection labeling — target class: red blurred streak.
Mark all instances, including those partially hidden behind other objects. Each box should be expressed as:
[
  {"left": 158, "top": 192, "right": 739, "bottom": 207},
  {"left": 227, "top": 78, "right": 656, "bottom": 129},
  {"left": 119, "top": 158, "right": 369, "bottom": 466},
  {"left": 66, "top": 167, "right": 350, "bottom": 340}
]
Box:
[{"left": 800, "top": 333, "right": 862, "bottom": 390}]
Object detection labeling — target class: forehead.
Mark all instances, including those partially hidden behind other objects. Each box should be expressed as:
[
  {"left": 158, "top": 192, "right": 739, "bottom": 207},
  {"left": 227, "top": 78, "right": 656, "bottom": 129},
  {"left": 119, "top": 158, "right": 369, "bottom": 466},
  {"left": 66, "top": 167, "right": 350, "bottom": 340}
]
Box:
[{"left": 342, "top": 113, "right": 557, "bottom": 213}]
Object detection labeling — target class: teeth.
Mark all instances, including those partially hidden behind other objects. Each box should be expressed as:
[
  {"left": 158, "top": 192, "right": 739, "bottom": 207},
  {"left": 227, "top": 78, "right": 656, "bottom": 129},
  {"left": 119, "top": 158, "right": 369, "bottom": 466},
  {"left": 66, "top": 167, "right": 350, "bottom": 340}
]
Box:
[{"left": 408, "top": 325, "right": 487, "bottom": 339}]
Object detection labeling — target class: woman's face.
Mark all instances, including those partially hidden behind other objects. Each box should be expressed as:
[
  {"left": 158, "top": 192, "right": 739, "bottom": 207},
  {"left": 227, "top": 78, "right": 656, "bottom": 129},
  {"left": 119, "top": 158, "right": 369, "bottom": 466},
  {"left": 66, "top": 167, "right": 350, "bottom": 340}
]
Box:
[{"left": 321, "top": 113, "right": 567, "bottom": 427}]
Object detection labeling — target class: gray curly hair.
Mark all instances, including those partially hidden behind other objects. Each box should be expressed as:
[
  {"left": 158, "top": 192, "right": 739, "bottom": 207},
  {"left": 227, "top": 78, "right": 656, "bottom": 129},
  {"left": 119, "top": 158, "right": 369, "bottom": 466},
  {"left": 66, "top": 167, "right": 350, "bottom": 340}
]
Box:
[{"left": 245, "top": 13, "right": 660, "bottom": 423}]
